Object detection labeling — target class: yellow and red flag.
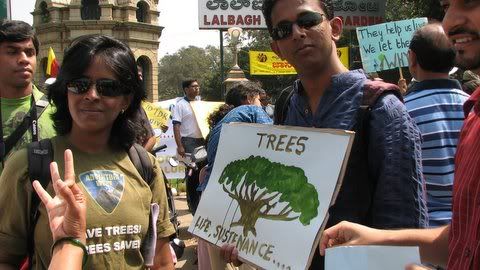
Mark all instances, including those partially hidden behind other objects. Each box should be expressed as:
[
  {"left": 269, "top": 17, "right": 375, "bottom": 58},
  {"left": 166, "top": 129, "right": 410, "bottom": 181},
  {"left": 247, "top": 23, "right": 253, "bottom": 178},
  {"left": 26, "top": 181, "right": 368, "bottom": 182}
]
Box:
[{"left": 46, "top": 47, "right": 59, "bottom": 77}]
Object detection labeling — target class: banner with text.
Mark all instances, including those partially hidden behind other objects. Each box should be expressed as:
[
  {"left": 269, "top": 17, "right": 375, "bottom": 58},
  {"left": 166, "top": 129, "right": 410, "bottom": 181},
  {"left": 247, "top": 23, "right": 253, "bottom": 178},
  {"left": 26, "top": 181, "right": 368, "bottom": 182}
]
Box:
[
  {"left": 333, "top": 0, "right": 386, "bottom": 29},
  {"left": 142, "top": 101, "right": 171, "bottom": 130},
  {"left": 249, "top": 48, "right": 350, "bottom": 75},
  {"left": 337, "top": 47, "right": 350, "bottom": 69},
  {"left": 199, "top": 0, "right": 266, "bottom": 29},
  {"left": 249, "top": 51, "right": 296, "bottom": 75},
  {"left": 356, "top": 18, "right": 428, "bottom": 73}
]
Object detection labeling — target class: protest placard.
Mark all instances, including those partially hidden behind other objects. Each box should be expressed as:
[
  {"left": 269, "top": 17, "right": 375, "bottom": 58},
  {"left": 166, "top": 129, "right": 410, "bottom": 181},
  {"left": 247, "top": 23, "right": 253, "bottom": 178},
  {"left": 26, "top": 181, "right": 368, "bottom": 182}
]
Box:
[
  {"left": 325, "top": 246, "right": 420, "bottom": 270},
  {"left": 153, "top": 98, "right": 185, "bottom": 179},
  {"left": 190, "top": 101, "right": 224, "bottom": 139},
  {"left": 356, "top": 18, "right": 428, "bottom": 73},
  {"left": 189, "top": 123, "right": 354, "bottom": 269},
  {"left": 142, "top": 101, "right": 171, "bottom": 129}
]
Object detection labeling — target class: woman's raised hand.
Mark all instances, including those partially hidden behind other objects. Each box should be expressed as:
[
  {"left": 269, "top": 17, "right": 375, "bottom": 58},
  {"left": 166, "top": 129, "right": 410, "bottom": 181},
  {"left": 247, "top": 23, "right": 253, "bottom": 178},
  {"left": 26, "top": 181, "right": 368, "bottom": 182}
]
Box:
[{"left": 32, "top": 149, "right": 87, "bottom": 243}]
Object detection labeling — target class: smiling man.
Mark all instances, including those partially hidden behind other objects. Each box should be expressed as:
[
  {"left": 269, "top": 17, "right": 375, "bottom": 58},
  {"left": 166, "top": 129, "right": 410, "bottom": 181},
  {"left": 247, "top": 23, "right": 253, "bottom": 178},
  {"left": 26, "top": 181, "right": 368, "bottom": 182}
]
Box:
[
  {"left": 0, "top": 20, "right": 55, "bottom": 173},
  {"left": 320, "top": 1, "right": 480, "bottom": 269}
]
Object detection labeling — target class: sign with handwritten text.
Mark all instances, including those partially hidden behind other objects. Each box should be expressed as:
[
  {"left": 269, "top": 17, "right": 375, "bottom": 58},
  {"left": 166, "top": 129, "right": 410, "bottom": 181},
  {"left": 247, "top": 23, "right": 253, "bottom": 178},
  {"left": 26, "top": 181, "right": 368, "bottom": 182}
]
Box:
[
  {"left": 199, "top": 0, "right": 266, "bottom": 29},
  {"left": 356, "top": 18, "right": 428, "bottom": 73},
  {"left": 190, "top": 123, "right": 354, "bottom": 270}
]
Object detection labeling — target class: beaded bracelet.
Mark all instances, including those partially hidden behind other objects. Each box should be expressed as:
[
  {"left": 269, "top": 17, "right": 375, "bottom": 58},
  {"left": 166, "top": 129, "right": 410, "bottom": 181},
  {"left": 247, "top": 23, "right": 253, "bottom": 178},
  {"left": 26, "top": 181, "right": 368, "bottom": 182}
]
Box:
[{"left": 51, "top": 237, "right": 88, "bottom": 267}]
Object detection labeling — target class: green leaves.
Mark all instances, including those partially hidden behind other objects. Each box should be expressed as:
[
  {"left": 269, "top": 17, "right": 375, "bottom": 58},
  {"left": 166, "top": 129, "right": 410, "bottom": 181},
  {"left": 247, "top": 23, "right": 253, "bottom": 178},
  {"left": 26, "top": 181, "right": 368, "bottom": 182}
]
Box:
[{"left": 219, "top": 156, "right": 319, "bottom": 225}]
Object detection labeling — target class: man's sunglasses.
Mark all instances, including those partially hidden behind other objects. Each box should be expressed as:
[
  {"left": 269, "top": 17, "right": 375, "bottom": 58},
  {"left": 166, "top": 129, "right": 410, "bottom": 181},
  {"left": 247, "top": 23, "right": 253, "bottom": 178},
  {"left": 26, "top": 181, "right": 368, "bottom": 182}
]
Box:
[
  {"left": 271, "top": 12, "right": 325, "bottom": 40},
  {"left": 66, "top": 78, "right": 130, "bottom": 97}
]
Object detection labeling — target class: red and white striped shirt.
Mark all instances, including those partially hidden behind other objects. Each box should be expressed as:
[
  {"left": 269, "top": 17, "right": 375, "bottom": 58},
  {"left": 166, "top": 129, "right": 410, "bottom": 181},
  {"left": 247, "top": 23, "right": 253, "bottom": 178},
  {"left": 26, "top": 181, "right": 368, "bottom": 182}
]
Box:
[{"left": 447, "top": 86, "right": 480, "bottom": 270}]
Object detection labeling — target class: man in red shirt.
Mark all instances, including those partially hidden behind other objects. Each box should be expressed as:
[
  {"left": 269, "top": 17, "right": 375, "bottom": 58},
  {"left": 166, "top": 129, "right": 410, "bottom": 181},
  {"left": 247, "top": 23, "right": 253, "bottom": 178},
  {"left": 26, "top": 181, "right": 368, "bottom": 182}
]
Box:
[{"left": 319, "top": 1, "right": 480, "bottom": 269}]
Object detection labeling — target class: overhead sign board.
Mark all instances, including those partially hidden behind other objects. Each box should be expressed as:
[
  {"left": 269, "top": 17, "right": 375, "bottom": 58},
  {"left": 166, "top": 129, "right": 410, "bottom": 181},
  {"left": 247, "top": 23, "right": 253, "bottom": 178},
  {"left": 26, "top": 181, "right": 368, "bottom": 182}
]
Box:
[
  {"left": 198, "top": 0, "right": 267, "bottom": 29},
  {"left": 333, "top": 0, "right": 386, "bottom": 29}
]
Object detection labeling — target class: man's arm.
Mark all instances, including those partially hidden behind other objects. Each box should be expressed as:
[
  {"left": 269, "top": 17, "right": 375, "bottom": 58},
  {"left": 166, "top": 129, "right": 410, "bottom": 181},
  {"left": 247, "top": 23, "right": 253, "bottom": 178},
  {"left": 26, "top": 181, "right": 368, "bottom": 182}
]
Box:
[
  {"left": 152, "top": 237, "right": 174, "bottom": 270},
  {"left": 368, "top": 94, "right": 427, "bottom": 228},
  {"left": 173, "top": 123, "right": 185, "bottom": 157},
  {"left": 143, "top": 136, "right": 157, "bottom": 152},
  {"left": 320, "top": 221, "right": 450, "bottom": 267}
]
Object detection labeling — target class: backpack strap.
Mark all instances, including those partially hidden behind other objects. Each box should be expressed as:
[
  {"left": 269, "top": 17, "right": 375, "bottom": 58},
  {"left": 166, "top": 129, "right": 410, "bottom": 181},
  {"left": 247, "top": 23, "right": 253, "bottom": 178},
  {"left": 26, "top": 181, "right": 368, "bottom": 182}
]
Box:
[
  {"left": 357, "top": 80, "right": 402, "bottom": 221},
  {"left": 273, "top": 85, "right": 294, "bottom": 125},
  {"left": 26, "top": 138, "right": 53, "bottom": 269},
  {"left": 326, "top": 79, "right": 403, "bottom": 227},
  {"left": 128, "top": 143, "right": 154, "bottom": 185},
  {"left": 2, "top": 95, "right": 49, "bottom": 161}
]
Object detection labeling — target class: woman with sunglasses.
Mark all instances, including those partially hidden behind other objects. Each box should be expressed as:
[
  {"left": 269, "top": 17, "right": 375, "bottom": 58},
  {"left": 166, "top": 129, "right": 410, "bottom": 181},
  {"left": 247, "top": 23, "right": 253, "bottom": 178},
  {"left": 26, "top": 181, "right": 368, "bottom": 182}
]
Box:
[{"left": 0, "top": 34, "right": 175, "bottom": 269}]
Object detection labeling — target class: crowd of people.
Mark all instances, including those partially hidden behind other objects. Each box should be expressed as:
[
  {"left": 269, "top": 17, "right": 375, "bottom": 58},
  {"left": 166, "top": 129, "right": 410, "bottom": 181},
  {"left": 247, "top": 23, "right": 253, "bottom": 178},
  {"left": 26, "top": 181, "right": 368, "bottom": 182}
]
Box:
[{"left": 0, "top": 0, "right": 479, "bottom": 269}]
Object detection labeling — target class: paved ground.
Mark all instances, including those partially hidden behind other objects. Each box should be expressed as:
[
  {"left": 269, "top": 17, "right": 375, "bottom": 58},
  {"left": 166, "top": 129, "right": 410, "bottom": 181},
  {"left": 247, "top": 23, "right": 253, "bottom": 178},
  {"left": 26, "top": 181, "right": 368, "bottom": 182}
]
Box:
[{"left": 173, "top": 194, "right": 198, "bottom": 269}]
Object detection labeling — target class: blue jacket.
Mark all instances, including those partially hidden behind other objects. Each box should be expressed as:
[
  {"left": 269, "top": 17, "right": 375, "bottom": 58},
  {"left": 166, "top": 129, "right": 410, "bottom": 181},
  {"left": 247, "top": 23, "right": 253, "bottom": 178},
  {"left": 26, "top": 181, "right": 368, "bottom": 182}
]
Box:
[{"left": 284, "top": 70, "right": 428, "bottom": 229}]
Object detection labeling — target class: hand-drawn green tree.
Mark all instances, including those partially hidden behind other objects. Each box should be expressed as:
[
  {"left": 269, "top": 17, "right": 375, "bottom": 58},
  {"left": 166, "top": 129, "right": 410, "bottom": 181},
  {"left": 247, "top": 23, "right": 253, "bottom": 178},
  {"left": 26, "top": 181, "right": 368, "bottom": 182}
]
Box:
[{"left": 219, "top": 155, "right": 319, "bottom": 237}]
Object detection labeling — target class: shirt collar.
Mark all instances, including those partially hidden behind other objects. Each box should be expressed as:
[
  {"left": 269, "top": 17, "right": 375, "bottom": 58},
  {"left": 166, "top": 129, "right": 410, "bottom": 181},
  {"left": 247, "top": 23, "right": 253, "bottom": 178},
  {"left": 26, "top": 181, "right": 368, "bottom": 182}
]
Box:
[
  {"left": 408, "top": 78, "right": 462, "bottom": 94},
  {"left": 293, "top": 69, "right": 367, "bottom": 96},
  {"left": 464, "top": 86, "right": 480, "bottom": 117}
]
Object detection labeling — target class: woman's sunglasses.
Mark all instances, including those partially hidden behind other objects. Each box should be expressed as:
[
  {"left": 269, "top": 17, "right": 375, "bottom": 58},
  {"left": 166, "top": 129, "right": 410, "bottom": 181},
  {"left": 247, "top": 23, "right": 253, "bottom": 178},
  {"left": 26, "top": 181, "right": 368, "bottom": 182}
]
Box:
[
  {"left": 66, "top": 78, "right": 130, "bottom": 97},
  {"left": 271, "top": 12, "right": 325, "bottom": 40}
]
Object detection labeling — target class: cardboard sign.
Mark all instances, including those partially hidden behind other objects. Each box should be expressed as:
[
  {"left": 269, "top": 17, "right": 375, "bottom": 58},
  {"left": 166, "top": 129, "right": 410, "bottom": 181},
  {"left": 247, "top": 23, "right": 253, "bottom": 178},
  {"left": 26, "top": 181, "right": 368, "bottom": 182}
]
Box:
[
  {"left": 326, "top": 246, "right": 421, "bottom": 270},
  {"left": 142, "top": 101, "right": 171, "bottom": 129},
  {"left": 153, "top": 98, "right": 185, "bottom": 179},
  {"left": 356, "top": 18, "right": 428, "bottom": 73},
  {"left": 190, "top": 101, "right": 224, "bottom": 139},
  {"left": 198, "top": 0, "right": 266, "bottom": 29},
  {"left": 189, "top": 123, "right": 354, "bottom": 270},
  {"left": 334, "top": 0, "right": 386, "bottom": 29}
]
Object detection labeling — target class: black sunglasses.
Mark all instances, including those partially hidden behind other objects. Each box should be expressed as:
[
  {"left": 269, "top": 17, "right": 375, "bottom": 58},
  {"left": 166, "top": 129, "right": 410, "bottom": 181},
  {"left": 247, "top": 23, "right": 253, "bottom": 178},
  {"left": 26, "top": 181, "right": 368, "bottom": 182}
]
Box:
[
  {"left": 66, "top": 78, "right": 130, "bottom": 97},
  {"left": 271, "top": 12, "right": 325, "bottom": 40}
]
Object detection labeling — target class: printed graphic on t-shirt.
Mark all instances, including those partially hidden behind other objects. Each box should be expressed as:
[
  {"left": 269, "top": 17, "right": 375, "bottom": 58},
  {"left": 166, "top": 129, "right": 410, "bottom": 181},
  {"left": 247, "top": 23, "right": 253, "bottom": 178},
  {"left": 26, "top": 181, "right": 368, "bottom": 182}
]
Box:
[
  {"left": 79, "top": 170, "right": 125, "bottom": 213},
  {"left": 3, "top": 111, "right": 30, "bottom": 150}
]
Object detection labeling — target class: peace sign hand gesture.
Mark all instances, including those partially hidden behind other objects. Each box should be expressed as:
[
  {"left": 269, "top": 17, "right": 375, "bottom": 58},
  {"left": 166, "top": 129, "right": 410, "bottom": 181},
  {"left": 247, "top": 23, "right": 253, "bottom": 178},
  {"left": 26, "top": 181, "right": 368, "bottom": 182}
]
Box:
[{"left": 32, "top": 149, "right": 87, "bottom": 244}]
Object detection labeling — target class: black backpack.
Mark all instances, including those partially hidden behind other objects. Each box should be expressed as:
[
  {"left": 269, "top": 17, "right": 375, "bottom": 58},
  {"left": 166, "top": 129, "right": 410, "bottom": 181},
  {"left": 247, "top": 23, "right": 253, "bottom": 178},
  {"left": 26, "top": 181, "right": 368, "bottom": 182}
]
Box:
[{"left": 25, "top": 140, "right": 155, "bottom": 267}]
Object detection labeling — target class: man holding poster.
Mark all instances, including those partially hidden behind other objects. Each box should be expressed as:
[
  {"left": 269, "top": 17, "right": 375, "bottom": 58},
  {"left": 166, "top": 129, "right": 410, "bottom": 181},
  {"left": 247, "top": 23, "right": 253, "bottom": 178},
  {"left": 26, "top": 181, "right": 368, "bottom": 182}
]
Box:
[
  {"left": 241, "top": 0, "right": 428, "bottom": 269},
  {"left": 321, "top": 0, "right": 480, "bottom": 270}
]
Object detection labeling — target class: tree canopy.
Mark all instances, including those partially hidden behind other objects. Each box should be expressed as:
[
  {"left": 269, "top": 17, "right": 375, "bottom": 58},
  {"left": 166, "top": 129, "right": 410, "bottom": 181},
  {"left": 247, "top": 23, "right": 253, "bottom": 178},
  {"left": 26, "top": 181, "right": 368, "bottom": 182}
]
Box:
[{"left": 219, "top": 155, "right": 319, "bottom": 236}]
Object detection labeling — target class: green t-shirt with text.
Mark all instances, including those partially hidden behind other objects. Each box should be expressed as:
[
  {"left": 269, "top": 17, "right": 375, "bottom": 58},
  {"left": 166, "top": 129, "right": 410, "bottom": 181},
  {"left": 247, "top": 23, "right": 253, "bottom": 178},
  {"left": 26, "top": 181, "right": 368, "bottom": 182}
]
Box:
[
  {"left": 0, "top": 86, "right": 56, "bottom": 173},
  {"left": 0, "top": 136, "right": 175, "bottom": 269}
]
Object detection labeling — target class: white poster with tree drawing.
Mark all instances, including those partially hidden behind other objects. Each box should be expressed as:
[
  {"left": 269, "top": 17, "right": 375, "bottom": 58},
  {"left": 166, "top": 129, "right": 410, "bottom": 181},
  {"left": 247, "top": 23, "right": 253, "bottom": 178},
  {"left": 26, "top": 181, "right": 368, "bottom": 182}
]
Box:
[{"left": 189, "top": 123, "right": 354, "bottom": 270}]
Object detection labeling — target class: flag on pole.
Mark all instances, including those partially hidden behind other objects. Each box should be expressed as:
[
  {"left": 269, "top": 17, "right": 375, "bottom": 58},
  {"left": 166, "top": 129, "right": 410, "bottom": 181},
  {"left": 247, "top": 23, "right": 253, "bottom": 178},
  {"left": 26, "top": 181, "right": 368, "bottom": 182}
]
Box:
[{"left": 46, "top": 47, "right": 59, "bottom": 78}]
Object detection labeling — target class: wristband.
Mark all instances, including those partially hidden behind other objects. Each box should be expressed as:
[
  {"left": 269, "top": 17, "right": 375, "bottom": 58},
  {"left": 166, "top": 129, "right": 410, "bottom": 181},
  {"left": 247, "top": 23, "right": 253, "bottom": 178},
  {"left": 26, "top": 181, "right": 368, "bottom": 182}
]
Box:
[{"left": 51, "top": 237, "right": 88, "bottom": 267}]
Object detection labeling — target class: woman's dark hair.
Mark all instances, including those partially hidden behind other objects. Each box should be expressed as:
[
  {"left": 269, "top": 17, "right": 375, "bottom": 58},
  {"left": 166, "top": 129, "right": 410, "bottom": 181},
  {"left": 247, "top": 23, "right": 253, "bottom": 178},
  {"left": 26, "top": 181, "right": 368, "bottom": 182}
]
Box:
[{"left": 47, "top": 34, "right": 143, "bottom": 150}]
